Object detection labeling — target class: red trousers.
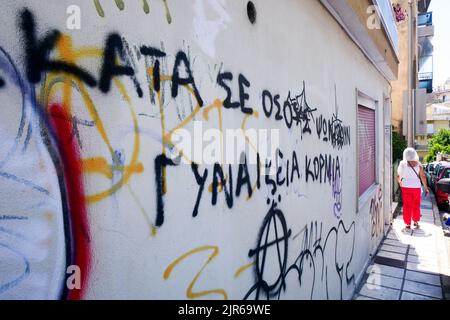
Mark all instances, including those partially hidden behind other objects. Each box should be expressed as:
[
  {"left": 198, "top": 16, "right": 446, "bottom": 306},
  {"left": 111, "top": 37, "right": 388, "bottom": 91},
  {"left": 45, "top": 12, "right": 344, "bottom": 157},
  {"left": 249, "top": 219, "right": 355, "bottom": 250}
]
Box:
[{"left": 401, "top": 187, "right": 421, "bottom": 225}]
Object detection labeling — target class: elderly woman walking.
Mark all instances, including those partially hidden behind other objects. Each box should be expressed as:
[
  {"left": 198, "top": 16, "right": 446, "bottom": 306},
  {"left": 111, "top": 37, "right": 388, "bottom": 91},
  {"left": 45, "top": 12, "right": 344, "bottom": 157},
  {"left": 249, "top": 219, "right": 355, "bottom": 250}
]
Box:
[{"left": 397, "top": 148, "right": 429, "bottom": 229}]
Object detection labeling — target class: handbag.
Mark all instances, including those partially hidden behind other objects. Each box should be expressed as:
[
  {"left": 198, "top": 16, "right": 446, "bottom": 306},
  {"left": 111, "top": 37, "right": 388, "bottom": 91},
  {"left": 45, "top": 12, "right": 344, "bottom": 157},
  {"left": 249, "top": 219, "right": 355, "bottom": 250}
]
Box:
[{"left": 407, "top": 161, "right": 424, "bottom": 194}]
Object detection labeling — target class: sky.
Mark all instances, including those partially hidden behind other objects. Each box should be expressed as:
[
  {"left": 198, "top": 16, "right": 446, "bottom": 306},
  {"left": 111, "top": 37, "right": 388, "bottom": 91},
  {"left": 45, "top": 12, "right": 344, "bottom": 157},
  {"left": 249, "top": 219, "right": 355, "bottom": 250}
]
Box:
[{"left": 428, "top": 0, "right": 450, "bottom": 87}]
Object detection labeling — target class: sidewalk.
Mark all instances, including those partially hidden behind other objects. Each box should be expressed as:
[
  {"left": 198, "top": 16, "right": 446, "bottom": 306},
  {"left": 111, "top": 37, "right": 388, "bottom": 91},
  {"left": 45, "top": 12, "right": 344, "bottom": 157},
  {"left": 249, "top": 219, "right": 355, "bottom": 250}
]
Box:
[{"left": 354, "top": 193, "right": 450, "bottom": 300}]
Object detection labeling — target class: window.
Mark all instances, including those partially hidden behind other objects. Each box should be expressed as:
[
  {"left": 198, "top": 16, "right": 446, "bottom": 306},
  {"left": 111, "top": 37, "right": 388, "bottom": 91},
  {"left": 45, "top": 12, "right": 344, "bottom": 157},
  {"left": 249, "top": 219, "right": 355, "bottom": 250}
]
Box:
[
  {"left": 358, "top": 105, "right": 376, "bottom": 196},
  {"left": 441, "top": 168, "right": 450, "bottom": 179}
]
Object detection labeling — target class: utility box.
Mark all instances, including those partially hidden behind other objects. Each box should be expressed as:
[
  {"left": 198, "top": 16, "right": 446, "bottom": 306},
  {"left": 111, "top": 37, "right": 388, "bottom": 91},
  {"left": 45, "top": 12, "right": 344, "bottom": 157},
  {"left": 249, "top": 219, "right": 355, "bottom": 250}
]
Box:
[
  {"left": 402, "top": 89, "right": 427, "bottom": 136},
  {"left": 415, "top": 88, "right": 427, "bottom": 135}
]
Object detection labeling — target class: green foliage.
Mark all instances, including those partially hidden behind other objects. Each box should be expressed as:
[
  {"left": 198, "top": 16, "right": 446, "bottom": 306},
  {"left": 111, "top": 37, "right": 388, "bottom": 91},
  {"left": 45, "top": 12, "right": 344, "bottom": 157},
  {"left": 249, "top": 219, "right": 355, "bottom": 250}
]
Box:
[
  {"left": 392, "top": 131, "right": 407, "bottom": 162},
  {"left": 425, "top": 129, "right": 450, "bottom": 163}
]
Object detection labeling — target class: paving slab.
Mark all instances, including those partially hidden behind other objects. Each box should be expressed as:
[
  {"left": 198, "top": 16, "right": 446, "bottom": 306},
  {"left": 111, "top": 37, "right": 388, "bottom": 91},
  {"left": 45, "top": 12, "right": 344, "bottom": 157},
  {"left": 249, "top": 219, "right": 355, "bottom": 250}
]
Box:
[
  {"left": 380, "top": 244, "right": 407, "bottom": 254},
  {"left": 383, "top": 239, "right": 409, "bottom": 248},
  {"left": 366, "top": 263, "right": 404, "bottom": 279},
  {"left": 366, "top": 274, "right": 403, "bottom": 290},
  {"left": 405, "top": 270, "right": 442, "bottom": 286},
  {"left": 406, "top": 261, "right": 440, "bottom": 274},
  {"left": 403, "top": 280, "right": 443, "bottom": 299},
  {"left": 355, "top": 294, "right": 378, "bottom": 300},
  {"left": 359, "top": 284, "right": 400, "bottom": 300},
  {"left": 376, "top": 251, "right": 406, "bottom": 261},
  {"left": 400, "top": 291, "right": 439, "bottom": 300}
]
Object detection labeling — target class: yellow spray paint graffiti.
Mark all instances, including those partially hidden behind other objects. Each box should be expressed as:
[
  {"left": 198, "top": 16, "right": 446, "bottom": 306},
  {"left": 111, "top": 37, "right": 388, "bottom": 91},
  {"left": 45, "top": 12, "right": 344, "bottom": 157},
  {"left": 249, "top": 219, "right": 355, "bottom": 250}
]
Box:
[
  {"left": 163, "top": 245, "right": 228, "bottom": 300},
  {"left": 93, "top": 0, "right": 172, "bottom": 24},
  {"left": 39, "top": 35, "right": 144, "bottom": 205}
]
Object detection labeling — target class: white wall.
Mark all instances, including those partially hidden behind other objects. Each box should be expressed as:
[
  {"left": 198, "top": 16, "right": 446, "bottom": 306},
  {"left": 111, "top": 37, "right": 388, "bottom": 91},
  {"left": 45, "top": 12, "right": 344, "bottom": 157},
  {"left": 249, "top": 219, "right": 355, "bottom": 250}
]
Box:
[{"left": 0, "top": 0, "right": 391, "bottom": 299}]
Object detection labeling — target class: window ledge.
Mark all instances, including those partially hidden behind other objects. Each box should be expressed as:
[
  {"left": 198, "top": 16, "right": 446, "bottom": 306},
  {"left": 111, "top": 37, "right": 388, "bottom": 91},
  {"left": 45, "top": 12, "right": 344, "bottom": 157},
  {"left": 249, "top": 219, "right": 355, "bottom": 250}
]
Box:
[{"left": 358, "top": 183, "right": 380, "bottom": 212}]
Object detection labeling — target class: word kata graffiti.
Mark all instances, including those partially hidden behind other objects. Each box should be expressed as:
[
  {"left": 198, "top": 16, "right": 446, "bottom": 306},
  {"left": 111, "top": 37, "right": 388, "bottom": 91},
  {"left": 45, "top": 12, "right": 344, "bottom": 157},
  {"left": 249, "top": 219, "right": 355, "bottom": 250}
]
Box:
[
  {"left": 262, "top": 83, "right": 351, "bottom": 149},
  {"left": 93, "top": 0, "right": 172, "bottom": 24},
  {"left": 17, "top": 9, "right": 258, "bottom": 117},
  {"left": 370, "top": 185, "right": 383, "bottom": 239},
  {"left": 18, "top": 9, "right": 188, "bottom": 101},
  {"left": 244, "top": 203, "right": 356, "bottom": 300}
]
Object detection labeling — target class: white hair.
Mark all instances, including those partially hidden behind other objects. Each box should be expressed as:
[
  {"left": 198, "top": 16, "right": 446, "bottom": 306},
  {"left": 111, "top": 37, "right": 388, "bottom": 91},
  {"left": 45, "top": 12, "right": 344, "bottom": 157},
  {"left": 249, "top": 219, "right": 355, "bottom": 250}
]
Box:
[{"left": 403, "top": 147, "right": 419, "bottom": 162}]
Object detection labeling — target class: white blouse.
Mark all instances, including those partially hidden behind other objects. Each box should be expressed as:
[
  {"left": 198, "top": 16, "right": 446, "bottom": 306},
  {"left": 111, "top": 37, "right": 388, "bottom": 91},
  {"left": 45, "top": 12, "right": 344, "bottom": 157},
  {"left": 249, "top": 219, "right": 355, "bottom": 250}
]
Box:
[{"left": 397, "top": 160, "right": 421, "bottom": 188}]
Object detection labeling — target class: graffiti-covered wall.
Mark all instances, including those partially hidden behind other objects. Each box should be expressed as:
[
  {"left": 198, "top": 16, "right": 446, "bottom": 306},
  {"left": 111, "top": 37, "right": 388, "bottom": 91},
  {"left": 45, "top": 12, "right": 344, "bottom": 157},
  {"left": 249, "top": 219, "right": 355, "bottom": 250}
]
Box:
[{"left": 0, "top": 0, "right": 390, "bottom": 299}]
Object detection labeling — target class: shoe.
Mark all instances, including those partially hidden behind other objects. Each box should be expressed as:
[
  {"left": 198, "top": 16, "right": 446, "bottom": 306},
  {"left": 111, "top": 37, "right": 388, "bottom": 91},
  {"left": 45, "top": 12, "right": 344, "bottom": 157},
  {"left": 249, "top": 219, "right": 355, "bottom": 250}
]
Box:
[
  {"left": 405, "top": 225, "right": 411, "bottom": 229},
  {"left": 414, "top": 222, "right": 420, "bottom": 228}
]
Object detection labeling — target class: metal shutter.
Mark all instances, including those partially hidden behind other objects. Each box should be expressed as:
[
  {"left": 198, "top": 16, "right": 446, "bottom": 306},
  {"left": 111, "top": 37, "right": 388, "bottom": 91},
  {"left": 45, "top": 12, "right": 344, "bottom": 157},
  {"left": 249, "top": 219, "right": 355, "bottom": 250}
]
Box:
[{"left": 358, "top": 105, "right": 376, "bottom": 196}]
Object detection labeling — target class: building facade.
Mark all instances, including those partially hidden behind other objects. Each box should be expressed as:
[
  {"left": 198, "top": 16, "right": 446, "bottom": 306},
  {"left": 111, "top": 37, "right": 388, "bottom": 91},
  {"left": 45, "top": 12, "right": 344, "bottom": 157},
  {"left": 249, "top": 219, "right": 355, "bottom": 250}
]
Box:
[
  {"left": 0, "top": 0, "right": 398, "bottom": 299},
  {"left": 391, "top": 0, "right": 433, "bottom": 144}
]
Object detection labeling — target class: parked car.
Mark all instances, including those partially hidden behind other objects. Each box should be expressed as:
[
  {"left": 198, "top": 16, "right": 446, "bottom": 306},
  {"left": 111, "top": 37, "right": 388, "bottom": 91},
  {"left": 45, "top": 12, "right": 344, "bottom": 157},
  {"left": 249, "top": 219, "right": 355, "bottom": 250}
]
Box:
[
  {"left": 425, "top": 161, "right": 437, "bottom": 190},
  {"left": 431, "top": 161, "right": 450, "bottom": 192},
  {"left": 436, "top": 178, "right": 450, "bottom": 194},
  {"left": 434, "top": 164, "right": 450, "bottom": 211}
]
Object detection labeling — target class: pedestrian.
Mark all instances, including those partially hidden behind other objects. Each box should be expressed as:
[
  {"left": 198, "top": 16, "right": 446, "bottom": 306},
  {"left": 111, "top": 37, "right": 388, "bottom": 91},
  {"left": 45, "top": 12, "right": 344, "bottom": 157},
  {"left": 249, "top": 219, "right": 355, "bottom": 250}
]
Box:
[{"left": 397, "top": 147, "right": 429, "bottom": 229}]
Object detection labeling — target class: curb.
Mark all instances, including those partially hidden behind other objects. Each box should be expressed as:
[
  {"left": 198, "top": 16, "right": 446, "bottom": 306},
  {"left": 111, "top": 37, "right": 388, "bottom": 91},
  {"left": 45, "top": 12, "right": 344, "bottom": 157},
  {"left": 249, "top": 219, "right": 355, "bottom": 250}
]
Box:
[{"left": 429, "top": 192, "right": 450, "bottom": 300}]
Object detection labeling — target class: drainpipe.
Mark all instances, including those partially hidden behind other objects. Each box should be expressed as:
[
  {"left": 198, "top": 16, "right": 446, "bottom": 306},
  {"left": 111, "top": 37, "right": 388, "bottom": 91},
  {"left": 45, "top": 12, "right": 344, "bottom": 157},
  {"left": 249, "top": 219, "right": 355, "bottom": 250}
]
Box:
[{"left": 407, "top": 0, "right": 414, "bottom": 147}]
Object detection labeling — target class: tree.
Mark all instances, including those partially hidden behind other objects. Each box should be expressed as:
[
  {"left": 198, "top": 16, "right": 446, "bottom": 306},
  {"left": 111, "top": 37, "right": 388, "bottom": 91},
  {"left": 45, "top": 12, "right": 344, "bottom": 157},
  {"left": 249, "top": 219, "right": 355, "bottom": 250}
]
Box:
[
  {"left": 425, "top": 129, "right": 450, "bottom": 163},
  {"left": 392, "top": 131, "right": 407, "bottom": 163}
]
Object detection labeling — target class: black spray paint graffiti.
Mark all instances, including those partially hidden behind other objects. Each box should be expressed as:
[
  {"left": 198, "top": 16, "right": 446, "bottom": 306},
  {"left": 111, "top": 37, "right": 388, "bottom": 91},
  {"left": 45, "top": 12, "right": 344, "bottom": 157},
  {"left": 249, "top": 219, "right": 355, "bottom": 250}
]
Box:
[
  {"left": 154, "top": 149, "right": 347, "bottom": 227},
  {"left": 18, "top": 9, "right": 258, "bottom": 117},
  {"left": 262, "top": 82, "right": 350, "bottom": 149},
  {"left": 245, "top": 203, "right": 291, "bottom": 300},
  {"left": 155, "top": 152, "right": 260, "bottom": 227},
  {"left": 244, "top": 203, "right": 356, "bottom": 300},
  {"left": 16, "top": 9, "right": 352, "bottom": 220},
  {"left": 154, "top": 149, "right": 344, "bottom": 227},
  {"left": 264, "top": 149, "right": 301, "bottom": 197},
  {"left": 305, "top": 154, "right": 341, "bottom": 185},
  {"left": 217, "top": 71, "right": 253, "bottom": 115},
  {"left": 18, "top": 9, "right": 207, "bottom": 108},
  {"left": 20, "top": 9, "right": 97, "bottom": 87},
  {"left": 370, "top": 186, "right": 383, "bottom": 239},
  {"left": 262, "top": 82, "right": 317, "bottom": 137},
  {"left": 304, "top": 154, "right": 343, "bottom": 218},
  {"left": 99, "top": 33, "right": 143, "bottom": 98},
  {"left": 14, "top": 10, "right": 352, "bottom": 227},
  {"left": 315, "top": 85, "right": 350, "bottom": 150},
  {"left": 315, "top": 113, "right": 351, "bottom": 150}
]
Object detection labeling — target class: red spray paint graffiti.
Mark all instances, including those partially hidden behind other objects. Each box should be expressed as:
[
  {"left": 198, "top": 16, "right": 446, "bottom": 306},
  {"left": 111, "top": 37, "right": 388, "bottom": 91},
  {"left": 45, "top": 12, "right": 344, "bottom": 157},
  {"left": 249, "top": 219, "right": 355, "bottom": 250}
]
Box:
[{"left": 49, "top": 103, "right": 91, "bottom": 300}]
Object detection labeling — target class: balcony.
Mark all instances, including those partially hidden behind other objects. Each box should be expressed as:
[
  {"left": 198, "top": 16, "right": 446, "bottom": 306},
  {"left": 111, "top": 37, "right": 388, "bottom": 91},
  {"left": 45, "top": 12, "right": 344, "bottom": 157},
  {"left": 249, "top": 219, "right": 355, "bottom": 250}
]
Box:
[
  {"left": 418, "top": 12, "right": 434, "bottom": 37},
  {"left": 418, "top": 16, "right": 433, "bottom": 94},
  {"left": 418, "top": 12, "right": 433, "bottom": 26},
  {"left": 419, "top": 79, "right": 433, "bottom": 93}
]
